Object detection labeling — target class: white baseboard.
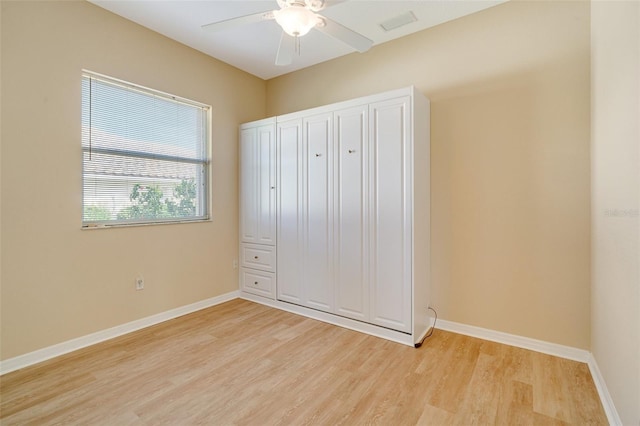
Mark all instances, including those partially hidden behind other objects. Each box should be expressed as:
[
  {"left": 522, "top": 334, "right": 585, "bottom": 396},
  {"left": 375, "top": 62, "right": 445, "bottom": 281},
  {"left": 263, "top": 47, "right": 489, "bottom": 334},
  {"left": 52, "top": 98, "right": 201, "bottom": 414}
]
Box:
[
  {"left": 587, "top": 353, "right": 623, "bottom": 426},
  {"left": 435, "top": 319, "right": 591, "bottom": 362},
  {"left": 436, "top": 319, "right": 621, "bottom": 424},
  {"left": 0, "top": 290, "right": 240, "bottom": 375},
  {"left": 0, "top": 294, "right": 622, "bottom": 425}
]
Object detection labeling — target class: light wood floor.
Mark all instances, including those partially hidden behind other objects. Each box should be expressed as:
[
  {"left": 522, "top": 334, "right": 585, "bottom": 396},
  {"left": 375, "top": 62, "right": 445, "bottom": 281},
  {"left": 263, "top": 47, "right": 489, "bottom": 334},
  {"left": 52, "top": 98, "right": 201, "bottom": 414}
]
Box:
[{"left": 1, "top": 299, "right": 607, "bottom": 425}]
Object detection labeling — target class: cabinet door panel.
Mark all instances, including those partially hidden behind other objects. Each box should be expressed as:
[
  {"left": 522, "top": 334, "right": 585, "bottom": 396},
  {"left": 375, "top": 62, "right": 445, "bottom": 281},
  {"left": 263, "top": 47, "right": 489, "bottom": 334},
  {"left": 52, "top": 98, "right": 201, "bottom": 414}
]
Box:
[
  {"left": 334, "top": 105, "right": 369, "bottom": 321},
  {"left": 369, "top": 97, "right": 412, "bottom": 333},
  {"left": 277, "top": 119, "right": 303, "bottom": 304},
  {"left": 239, "top": 127, "right": 258, "bottom": 243},
  {"left": 303, "top": 113, "right": 334, "bottom": 312},
  {"left": 257, "top": 125, "right": 276, "bottom": 245}
]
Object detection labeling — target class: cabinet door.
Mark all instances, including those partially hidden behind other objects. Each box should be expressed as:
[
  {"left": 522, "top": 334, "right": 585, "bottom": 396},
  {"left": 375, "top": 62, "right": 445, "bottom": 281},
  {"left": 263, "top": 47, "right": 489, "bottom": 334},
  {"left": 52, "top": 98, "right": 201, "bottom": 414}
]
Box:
[
  {"left": 334, "top": 105, "right": 369, "bottom": 321},
  {"left": 240, "top": 124, "right": 275, "bottom": 245},
  {"left": 257, "top": 125, "right": 276, "bottom": 245},
  {"left": 369, "top": 96, "right": 412, "bottom": 333},
  {"left": 276, "top": 118, "right": 304, "bottom": 304},
  {"left": 303, "top": 113, "right": 334, "bottom": 313},
  {"left": 239, "top": 126, "right": 258, "bottom": 243}
]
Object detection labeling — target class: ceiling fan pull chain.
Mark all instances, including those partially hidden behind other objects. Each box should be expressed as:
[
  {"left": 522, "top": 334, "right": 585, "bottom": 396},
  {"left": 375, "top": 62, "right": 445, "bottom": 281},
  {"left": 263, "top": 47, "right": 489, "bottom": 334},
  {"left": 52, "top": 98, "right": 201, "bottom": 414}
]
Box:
[{"left": 295, "top": 35, "right": 301, "bottom": 56}]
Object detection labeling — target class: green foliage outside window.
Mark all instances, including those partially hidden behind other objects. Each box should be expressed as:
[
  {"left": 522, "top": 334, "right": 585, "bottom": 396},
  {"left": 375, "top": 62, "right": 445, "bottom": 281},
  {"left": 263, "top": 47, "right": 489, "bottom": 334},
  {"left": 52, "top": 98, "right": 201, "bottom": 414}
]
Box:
[
  {"left": 83, "top": 205, "right": 112, "bottom": 221},
  {"left": 85, "top": 178, "right": 198, "bottom": 222},
  {"left": 117, "top": 178, "right": 197, "bottom": 220},
  {"left": 166, "top": 178, "right": 197, "bottom": 218}
]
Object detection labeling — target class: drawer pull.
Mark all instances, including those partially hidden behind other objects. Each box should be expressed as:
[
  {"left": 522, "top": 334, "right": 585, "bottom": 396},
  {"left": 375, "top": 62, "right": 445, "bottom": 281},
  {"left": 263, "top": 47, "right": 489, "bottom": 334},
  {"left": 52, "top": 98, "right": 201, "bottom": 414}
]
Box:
[
  {"left": 348, "top": 149, "right": 356, "bottom": 153},
  {"left": 254, "top": 256, "right": 259, "bottom": 259},
  {"left": 254, "top": 281, "right": 258, "bottom": 285}
]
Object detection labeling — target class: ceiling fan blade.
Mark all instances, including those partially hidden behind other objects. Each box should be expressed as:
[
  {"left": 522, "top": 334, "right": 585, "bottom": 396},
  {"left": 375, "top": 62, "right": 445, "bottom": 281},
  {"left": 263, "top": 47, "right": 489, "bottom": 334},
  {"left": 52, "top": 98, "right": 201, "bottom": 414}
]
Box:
[
  {"left": 316, "top": 17, "right": 372, "bottom": 53},
  {"left": 275, "top": 32, "right": 295, "bottom": 66},
  {"left": 202, "top": 11, "right": 274, "bottom": 33}
]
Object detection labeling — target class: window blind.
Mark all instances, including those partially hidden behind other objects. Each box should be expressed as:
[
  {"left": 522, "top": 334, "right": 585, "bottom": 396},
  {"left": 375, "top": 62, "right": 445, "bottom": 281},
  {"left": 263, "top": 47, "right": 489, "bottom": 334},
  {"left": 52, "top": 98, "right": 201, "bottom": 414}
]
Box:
[{"left": 81, "top": 72, "right": 210, "bottom": 227}]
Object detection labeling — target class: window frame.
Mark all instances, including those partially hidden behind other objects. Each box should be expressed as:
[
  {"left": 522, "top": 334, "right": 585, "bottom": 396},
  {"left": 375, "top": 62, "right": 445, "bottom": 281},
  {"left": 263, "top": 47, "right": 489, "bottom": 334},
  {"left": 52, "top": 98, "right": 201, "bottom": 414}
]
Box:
[{"left": 81, "top": 70, "right": 212, "bottom": 229}]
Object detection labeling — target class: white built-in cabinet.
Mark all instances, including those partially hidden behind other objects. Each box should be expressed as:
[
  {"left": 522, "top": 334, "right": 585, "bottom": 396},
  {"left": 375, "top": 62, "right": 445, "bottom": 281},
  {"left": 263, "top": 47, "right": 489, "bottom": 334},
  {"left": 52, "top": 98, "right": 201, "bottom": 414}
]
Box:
[
  {"left": 239, "top": 87, "right": 431, "bottom": 346},
  {"left": 239, "top": 118, "right": 276, "bottom": 299}
]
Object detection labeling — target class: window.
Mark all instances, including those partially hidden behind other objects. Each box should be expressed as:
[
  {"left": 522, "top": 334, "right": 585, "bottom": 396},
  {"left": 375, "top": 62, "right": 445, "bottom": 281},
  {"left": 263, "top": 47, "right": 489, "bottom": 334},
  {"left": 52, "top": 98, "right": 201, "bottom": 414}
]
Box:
[{"left": 81, "top": 71, "right": 210, "bottom": 227}]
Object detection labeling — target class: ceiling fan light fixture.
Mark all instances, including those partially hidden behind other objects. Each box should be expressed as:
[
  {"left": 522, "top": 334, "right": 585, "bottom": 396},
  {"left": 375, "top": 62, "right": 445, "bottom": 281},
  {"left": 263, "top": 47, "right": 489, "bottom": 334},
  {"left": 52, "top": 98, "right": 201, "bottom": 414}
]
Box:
[{"left": 274, "top": 6, "right": 319, "bottom": 37}]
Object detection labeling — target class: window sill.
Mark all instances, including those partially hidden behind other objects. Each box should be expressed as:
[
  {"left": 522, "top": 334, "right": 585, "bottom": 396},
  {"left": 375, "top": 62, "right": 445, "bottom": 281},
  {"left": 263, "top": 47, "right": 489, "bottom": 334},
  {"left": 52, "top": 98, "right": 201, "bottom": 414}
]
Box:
[{"left": 82, "top": 217, "right": 211, "bottom": 230}]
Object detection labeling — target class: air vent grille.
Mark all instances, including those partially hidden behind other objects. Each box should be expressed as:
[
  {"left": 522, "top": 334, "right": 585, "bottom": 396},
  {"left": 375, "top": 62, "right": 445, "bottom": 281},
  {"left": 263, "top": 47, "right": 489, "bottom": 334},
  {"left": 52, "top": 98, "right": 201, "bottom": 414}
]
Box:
[{"left": 379, "top": 11, "right": 417, "bottom": 32}]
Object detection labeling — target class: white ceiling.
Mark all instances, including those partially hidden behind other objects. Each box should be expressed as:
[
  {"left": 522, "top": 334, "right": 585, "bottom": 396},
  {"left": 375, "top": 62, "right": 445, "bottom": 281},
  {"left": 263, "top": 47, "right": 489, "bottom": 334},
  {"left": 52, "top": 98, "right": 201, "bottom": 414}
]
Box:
[{"left": 88, "top": 0, "right": 506, "bottom": 80}]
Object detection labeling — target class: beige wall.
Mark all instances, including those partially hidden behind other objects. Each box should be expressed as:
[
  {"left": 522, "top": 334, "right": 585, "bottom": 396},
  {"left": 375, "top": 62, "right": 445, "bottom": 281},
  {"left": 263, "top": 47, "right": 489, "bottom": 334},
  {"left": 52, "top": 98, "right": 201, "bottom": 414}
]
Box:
[
  {"left": 0, "top": 0, "right": 600, "bottom": 361},
  {"left": 591, "top": 1, "right": 640, "bottom": 424},
  {"left": 0, "top": 1, "right": 266, "bottom": 360},
  {"left": 268, "top": 1, "right": 592, "bottom": 348}
]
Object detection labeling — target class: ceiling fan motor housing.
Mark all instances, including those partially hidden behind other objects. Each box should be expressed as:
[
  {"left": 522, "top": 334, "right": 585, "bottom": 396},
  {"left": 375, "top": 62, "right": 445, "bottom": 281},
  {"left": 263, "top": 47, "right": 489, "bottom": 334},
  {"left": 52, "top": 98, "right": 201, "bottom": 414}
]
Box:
[
  {"left": 274, "top": 0, "right": 324, "bottom": 37},
  {"left": 277, "top": 0, "right": 325, "bottom": 12},
  {"left": 203, "top": 0, "right": 372, "bottom": 66}
]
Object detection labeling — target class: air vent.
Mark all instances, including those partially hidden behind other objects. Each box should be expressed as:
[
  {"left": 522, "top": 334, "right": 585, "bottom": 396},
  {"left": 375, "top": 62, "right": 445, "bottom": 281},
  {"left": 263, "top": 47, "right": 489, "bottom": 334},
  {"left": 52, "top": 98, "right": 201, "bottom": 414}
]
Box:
[{"left": 379, "top": 11, "right": 417, "bottom": 32}]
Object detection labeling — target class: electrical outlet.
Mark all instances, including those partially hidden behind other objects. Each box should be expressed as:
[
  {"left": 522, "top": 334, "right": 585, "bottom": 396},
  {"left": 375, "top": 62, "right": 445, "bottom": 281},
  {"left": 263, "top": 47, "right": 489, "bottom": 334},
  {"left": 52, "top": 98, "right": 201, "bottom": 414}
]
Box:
[{"left": 135, "top": 275, "right": 144, "bottom": 290}]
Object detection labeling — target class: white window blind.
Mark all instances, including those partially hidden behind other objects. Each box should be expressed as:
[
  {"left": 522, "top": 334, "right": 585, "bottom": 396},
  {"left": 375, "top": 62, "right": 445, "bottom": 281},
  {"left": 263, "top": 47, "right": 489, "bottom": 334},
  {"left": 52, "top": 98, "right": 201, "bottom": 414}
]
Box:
[{"left": 81, "top": 72, "right": 210, "bottom": 227}]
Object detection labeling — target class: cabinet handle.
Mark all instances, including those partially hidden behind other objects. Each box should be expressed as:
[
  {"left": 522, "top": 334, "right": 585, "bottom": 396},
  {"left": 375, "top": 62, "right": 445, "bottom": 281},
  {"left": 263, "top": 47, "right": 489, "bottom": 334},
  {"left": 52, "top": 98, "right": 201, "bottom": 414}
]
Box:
[
  {"left": 254, "top": 281, "right": 258, "bottom": 285},
  {"left": 254, "top": 256, "right": 259, "bottom": 259},
  {"left": 315, "top": 153, "right": 322, "bottom": 157},
  {"left": 271, "top": 186, "right": 275, "bottom": 189},
  {"left": 348, "top": 149, "right": 356, "bottom": 154}
]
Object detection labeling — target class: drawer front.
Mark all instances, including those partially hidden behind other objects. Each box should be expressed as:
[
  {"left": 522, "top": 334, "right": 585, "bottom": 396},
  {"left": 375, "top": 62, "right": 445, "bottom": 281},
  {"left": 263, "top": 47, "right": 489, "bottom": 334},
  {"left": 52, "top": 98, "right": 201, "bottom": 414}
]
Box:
[
  {"left": 241, "top": 268, "right": 275, "bottom": 299},
  {"left": 241, "top": 244, "right": 276, "bottom": 272}
]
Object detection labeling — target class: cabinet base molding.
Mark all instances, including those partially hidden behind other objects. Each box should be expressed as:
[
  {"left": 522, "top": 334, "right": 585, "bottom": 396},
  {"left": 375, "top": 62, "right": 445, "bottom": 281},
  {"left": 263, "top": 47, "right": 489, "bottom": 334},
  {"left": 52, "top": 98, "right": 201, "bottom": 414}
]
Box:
[{"left": 240, "top": 293, "right": 433, "bottom": 347}]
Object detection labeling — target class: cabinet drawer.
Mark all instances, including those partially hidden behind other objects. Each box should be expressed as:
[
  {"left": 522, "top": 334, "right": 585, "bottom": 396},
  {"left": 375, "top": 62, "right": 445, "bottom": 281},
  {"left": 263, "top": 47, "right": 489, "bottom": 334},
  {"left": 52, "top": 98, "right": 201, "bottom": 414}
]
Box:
[
  {"left": 241, "top": 268, "right": 275, "bottom": 299},
  {"left": 241, "top": 244, "right": 276, "bottom": 272}
]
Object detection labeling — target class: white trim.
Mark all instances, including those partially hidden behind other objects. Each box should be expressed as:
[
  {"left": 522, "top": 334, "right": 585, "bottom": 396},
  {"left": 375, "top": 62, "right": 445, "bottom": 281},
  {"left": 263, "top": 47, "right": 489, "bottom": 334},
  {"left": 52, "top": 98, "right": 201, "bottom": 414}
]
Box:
[
  {"left": 82, "top": 69, "right": 210, "bottom": 109},
  {"left": 436, "top": 319, "right": 622, "bottom": 423},
  {"left": 435, "top": 319, "right": 591, "bottom": 362},
  {"left": 240, "top": 293, "right": 417, "bottom": 346},
  {"left": 587, "top": 353, "right": 623, "bottom": 426},
  {"left": 0, "top": 291, "right": 239, "bottom": 375},
  {"left": 0, "top": 294, "right": 622, "bottom": 425}
]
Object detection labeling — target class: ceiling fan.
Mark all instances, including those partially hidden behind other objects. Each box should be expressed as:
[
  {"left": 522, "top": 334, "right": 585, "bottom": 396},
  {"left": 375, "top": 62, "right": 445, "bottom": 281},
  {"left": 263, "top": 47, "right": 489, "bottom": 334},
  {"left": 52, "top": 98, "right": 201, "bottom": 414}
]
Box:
[{"left": 202, "top": 0, "right": 373, "bottom": 66}]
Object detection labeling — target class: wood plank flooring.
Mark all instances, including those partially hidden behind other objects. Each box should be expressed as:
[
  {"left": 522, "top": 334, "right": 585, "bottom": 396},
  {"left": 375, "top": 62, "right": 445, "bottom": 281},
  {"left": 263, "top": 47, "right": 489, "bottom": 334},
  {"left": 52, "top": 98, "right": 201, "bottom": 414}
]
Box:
[{"left": 0, "top": 299, "right": 607, "bottom": 425}]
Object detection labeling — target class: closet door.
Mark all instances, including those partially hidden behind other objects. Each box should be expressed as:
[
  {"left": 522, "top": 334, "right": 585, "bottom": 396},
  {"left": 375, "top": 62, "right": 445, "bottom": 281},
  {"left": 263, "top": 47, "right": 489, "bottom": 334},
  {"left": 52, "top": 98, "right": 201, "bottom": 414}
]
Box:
[
  {"left": 276, "top": 118, "right": 304, "bottom": 304},
  {"left": 257, "top": 125, "right": 276, "bottom": 245},
  {"left": 334, "top": 105, "right": 369, "bottom": 321},
  {"left": 369, "top": 96, "right": 412, "bottom": 333},
  {"left": 303, "top": 113, "right": 334, "bottom": 312},
  {"left": 240, "top": 123, "right": 275, "bottom": 245},
  {"left": 239, "top": 126, "right": 258, "bottom": 243}
]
